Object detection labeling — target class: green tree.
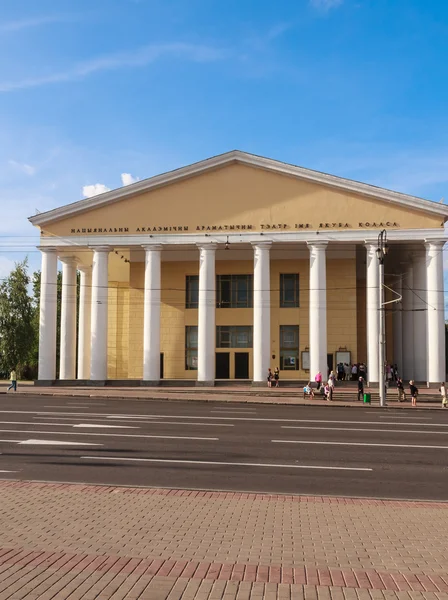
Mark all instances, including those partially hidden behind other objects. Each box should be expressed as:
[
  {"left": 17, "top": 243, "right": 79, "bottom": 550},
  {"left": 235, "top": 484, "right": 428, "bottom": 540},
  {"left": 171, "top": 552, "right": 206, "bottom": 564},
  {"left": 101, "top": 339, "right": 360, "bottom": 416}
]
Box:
[{"left": 0, "top": 259, "right": 36, "bottom": 378}]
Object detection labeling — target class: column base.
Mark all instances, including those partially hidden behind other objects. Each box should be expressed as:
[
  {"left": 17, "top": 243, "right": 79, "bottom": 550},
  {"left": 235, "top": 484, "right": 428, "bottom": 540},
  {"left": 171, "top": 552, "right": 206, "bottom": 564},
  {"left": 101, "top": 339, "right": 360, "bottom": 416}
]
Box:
[
  {"left": 88, "top": 380, "right": 107, "bottom": 386},
  {"left": 196, "top": 380, "right": 215, "bottom": 387},
  {"left": 141, "top": 380, "right": 161, "bottom": 387}
]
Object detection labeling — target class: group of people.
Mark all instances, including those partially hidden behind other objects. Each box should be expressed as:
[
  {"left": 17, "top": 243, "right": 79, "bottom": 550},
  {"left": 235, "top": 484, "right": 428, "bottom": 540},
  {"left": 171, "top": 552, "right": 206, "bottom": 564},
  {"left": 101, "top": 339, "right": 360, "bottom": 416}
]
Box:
[
  {"left": 336, "top": 362, "right": 367, "bottom": 381},
  {"left": 267, "top": 367, "right": 280, "bottom": 388}
]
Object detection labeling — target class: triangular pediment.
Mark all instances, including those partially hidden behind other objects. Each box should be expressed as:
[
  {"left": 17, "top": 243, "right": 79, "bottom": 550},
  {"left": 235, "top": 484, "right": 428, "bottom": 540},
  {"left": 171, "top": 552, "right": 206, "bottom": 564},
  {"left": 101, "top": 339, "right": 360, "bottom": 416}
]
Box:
[{"left": 31, "top": 151, "right": 448, "bottom": 236}]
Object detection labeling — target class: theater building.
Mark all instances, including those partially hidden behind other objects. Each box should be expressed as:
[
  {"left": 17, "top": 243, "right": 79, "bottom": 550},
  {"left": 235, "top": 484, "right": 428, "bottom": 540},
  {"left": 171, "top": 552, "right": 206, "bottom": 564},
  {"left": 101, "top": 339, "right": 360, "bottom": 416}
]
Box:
[{"left": 29, "top": 151, "right": 448, "bottom": 385}]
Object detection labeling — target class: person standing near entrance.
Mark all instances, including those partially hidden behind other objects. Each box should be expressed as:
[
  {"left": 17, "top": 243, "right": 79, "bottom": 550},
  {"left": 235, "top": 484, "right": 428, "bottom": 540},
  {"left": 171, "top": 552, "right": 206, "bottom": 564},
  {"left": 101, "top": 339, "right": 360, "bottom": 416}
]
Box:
[
  {"left": 440, "top": 383, "right": 447, "bottom": 408},
  {"left": 409, "top": 380, "right": 418, "bottom": 407},
  {"left": 274, "top": 367, "right": 280, "bottom": 388},
  {"left": 314, "top": 371, "right": 322, "bottom": 391},
  {"left": 397, "top": 377, "right": 406, "bottom": 402},
  {"left": 7, "top": 368, "right": 17, "bottom": 393},
  {"left": 267, "top": 368, "right": 272, "bottom": 388},
  {"left": 357, "top": 377, "right": 364, "bottom": 402}
]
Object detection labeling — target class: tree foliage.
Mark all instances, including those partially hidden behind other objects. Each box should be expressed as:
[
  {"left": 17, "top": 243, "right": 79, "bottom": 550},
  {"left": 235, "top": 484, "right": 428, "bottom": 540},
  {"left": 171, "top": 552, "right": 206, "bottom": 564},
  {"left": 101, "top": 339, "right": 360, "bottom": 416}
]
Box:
[{"left": 0, "top": 259, "right": 36, "bottom": 378}]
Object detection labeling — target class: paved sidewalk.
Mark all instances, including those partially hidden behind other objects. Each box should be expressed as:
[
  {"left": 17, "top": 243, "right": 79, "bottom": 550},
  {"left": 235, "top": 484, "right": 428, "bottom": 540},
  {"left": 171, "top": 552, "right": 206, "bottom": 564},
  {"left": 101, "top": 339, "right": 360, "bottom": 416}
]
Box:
[
  {"left": 0, "top": 382, "right": 444, "bottom": 409},
  {"left": 0, "top": 481, "right": 447, "bottom": 599}
]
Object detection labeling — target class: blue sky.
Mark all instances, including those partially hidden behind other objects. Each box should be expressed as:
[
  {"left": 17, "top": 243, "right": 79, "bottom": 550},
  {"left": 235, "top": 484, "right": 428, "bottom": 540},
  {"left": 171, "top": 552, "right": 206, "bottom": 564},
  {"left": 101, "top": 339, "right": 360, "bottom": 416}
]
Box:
[{"left": 1, "top": 0, "right": 448, "bottom": 278}]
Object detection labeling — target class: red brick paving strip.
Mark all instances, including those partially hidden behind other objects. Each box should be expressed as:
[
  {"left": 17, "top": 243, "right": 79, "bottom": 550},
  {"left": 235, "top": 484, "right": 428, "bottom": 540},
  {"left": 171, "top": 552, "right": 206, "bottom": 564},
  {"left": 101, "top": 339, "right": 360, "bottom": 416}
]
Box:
[
  {"left": 0, "top": 546, "right": 445, "bottom": 593},
  {"left": 1, "top": 479, "right": 448, "bottom": 509}
]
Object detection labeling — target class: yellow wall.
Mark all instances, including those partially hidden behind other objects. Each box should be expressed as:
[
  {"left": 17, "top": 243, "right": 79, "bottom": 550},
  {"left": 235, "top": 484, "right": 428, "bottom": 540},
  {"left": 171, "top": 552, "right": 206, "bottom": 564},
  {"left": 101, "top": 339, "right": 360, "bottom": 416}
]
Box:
[
  {"left": 41, "top": 164, "right": 443, "bottom": 237},
  {"left": 119, "top": 258, "right": 358, "bottom": 380},
  {"left": 107, "top": 283, "right": 130, "bottom": 379}
]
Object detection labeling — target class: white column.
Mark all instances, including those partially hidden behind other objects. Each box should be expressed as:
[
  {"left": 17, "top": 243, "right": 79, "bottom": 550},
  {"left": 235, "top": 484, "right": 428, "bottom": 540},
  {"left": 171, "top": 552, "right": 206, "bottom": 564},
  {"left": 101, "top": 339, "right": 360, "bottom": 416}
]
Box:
[
  {"left": 426, "top": 241, "right": 445, "bottom": 384},
  {"left": 38, "top": 248, "right": 58, "bottom": 381},
  {"left": 77, "top": 265, "right": 92, "bottom": 380},
  {"left": 59, "top": 258, "right": 77, "bottom": 380},
  {"left": 402, "top": 262, "right": 414, "bottom": 380},
  {"left": 392, "top": 274, "right": 403, "bottom": 375},
  {"left": 413, "top": 250, "right": 428, "bottom": 382},
  {"left": 90, "top": 247, "right": 110, "bottom": 381},
  {"left": 308, "top": 242, "right": 328, "bottom": 379},
  {"left": 143, "top": 245, "right": 162, "bottom": 382},
  {"left": 252, "top": 242, "right": 272, "bottom": 384},
  {"left": 366, "top": 243, "right": 379, "bottom": 383},
  {"left": 197, "top": 244, "right": 217, "bottom": 384}
]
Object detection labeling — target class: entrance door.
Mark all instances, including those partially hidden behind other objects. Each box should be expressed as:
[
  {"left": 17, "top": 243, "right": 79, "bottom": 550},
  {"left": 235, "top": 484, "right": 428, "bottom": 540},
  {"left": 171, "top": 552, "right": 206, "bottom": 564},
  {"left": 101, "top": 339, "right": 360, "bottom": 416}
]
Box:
[
  {"left": 215, "top": 353, "right": 230, "bottom": 379},
  {"left": 235, "top": 352, "right": 249, "bottom": 379},
  {"left": 327, "top": 353, "right": 334, "bottom": 375},
  {"left": 160, "top": 353, "right": 164, "bottom": 379}
]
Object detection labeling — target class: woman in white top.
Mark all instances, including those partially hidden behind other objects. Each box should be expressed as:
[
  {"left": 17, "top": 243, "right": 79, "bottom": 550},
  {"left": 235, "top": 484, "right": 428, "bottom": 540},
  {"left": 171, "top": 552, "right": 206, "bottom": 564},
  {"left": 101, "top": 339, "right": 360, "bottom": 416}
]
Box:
[{"left": 440, "top": 383, "right": 447, "bottom": 408}]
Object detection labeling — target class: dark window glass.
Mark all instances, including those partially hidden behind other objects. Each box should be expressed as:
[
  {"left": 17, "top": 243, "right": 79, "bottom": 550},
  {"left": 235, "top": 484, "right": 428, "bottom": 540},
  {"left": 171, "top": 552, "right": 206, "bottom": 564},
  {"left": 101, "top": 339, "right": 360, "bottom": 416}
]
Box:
[
  {"left": 280, "top": 325, "right": 299, "bottom": 370},
  {"left": 186, "top": 275, "right": 199, "bottom": 309},
  {"left": 185, "top": 326, "right": 198, "bottom": 370},
  {"left": 280, "top": 274, "right": 299, "bottom": 308},
  {"left": 216, "top": 326, "right": 253, "bottom": 348},
  {"left": 217, "top": 275, "right": 253, "bottom": 308}
]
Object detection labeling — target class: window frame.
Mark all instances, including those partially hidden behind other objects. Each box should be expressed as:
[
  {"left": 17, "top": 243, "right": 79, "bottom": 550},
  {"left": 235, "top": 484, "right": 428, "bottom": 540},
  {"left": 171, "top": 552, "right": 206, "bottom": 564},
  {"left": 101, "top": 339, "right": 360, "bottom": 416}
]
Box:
[
  {"left": 279, "top": 325, "right": 299, "bottom": 370},
  {"left": 185, "top": 325, "right": 198, "bottom": 370},
  {"left": 280, "top": 273, "right": 300, "bottom": 308},
  {"left": 186, "top": 275, "right": 199, "bottom": 309},
  {"left": 216, "top": 326, "right": 253, "bottom": 348},
  {"left": 216, "top": 274, "right": 253, "bottom": 308}
]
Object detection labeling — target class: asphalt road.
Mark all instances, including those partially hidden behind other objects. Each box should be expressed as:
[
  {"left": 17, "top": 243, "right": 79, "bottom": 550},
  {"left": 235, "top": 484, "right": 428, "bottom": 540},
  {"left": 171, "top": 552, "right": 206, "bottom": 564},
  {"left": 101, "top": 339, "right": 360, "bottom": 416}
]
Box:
[{"left": 0, "top": 394, "right": 448, "bottom": 500}]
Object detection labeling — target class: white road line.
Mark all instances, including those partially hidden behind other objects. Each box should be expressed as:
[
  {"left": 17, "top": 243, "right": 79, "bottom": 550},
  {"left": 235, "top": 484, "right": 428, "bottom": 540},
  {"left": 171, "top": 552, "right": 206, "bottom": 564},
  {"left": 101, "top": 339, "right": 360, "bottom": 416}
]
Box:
[
  {"left": 377, "top": 416, "right": 433, "bottom": 420},
  {"left": 5, "top": 410, "right": 448, "bottom": 427},
  {"left": 0, "top": 470, "right": 19, "bottom": 473},
  {"left": 272, "top": 440, "right": 448, "bottom": 449},
  {"left": 0, "top": 421, "right": 139, "bottom": 428},
  {"left": 281, "top": 426, "right": 448, "bottom": 435},
  {"left": 0, "top": 440, "right": 23, "bottom": 443},
  {"left": 0, "top": 429, "right": 218, "bottom": 441},
  {"left": 72, "top": 424, "right": 138, "bottom": 429},
  {"left": 33, "top": 417, "right": 233, "bottom": 427},
  {"left": 81, "top": 456, "right": 373, "bottom": 472},
  {"left": 19, "top": 439, "right": 102, "bottom": 446}
]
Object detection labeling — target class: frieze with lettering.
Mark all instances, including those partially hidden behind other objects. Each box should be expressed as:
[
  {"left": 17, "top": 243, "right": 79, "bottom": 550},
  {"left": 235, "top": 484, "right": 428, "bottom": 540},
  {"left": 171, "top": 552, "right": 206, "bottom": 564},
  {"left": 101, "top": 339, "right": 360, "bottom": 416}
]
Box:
[{"left": 68, "top": 221, "right": 400, "bottom": 235}]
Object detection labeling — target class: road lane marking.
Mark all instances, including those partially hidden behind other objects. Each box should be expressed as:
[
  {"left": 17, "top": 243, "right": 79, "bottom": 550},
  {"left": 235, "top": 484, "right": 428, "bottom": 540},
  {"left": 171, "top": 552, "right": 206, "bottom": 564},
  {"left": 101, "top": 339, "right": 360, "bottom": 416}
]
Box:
[
  {"left": 19, "top": 439, "right": 102, "bottom": 446},
  {"left": 32, "top": 417, "right": 233, "bottom": 427},
  {"left": 272, "top": 440, "right": 448, "bottom": 449},
  {"left": 281, "top": 426, "right": 448, "bottom": 435},
  {"left": 80, "top": 456, "right": 372, "bottom": 471},
  {"left": 0, "top": 421, "right": 138, "bottom": 428},
  {"left": 0, "top": 470, "right": 19, "bottom": 473},
  {"left": 0, "top": 429, "right": 218, "bottom": 441},
  {"left": 5, "top": 410, "right": 448, "bottom": 427},
  {"left": 72, "top": 424, "right": 138, "bottom": 429}
]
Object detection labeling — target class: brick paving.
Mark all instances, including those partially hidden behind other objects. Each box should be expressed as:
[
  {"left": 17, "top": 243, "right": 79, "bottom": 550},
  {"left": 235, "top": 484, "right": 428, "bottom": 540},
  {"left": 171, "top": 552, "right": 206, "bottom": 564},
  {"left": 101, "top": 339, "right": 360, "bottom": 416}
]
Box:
[{"left": 0, "top": 482, "right": 447, "bottom": 598}]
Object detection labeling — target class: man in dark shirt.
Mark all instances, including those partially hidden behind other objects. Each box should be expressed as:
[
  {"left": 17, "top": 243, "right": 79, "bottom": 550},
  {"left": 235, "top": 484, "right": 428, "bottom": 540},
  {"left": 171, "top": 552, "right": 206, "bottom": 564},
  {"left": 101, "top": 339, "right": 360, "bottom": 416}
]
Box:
[{"left": 357, "top": 376, "right": 364, "bottom": 402}]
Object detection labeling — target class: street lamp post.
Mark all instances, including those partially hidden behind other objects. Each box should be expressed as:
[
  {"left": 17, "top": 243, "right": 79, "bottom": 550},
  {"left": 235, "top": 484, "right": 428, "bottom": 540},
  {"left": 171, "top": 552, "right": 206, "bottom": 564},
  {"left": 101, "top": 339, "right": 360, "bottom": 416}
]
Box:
[{"left": 376, "top": 230, "right": 388, "bottom": 407}]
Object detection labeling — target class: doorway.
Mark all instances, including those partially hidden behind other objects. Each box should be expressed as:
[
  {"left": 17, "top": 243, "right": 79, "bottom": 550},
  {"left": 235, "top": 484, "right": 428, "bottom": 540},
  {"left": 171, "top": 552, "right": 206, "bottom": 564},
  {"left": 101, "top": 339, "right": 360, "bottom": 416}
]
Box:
[
  {"left": 234, "top": 352, "right": 249, "bottom": 379},
  {"left": 160, "top": 353, "right": 164, "bottom": 379},
  {"left": 327, "top": 353, "right": 334, "bottom": 375},
  {"left": 215, "top": 353, "right": 230, "bottom": 379}
]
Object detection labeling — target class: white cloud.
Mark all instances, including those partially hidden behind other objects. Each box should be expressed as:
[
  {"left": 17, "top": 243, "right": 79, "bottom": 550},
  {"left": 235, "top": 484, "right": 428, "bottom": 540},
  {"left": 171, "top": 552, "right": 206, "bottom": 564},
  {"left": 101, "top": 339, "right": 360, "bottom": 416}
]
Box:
[
  {"left": 121, "top": 173, "right": 139, "bottom": 186},
  {"left": 0, "top": 14, "right": 73, "bottom": 32},
  {"left": 309, "top": 0, "right": 344, "bottom": 10},
  {"left": 8, "top": 160, "right": 36, "bottom": 176},
  {"left": 82, "top": 183, "right": 111, "bottom": 198},
  {"left": 0, "top": 42, "right": 228, "bottom": 93}
]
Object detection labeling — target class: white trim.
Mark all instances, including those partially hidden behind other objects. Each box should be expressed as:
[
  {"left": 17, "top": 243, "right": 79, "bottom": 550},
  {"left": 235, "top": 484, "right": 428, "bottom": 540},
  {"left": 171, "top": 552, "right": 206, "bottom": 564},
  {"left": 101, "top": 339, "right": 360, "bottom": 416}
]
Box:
[
  {"left": 29, "top": 150, "right": 448, "bottom": 226},
  {"left": 39, "top": 228, "right": 447, "bottom": 248}
]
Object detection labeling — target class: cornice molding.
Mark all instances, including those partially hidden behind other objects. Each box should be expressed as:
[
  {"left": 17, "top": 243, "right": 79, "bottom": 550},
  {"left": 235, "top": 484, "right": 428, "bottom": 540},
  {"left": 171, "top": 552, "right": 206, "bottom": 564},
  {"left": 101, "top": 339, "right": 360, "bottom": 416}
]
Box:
[{"left": 29, "top": 151, "right": 448, "bottom": 227}]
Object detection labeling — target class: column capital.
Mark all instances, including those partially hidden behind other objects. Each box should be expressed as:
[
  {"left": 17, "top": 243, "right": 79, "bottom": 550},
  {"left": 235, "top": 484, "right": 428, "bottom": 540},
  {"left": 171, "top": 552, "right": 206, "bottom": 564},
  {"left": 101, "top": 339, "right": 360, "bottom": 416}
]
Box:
[
  {"left": 142, "top": 244, "right": 163, "bottom": 252},
  {"left": 425, "top": 239, "right": 445, "bottom": 249},
  {"left": 307, "top": 241, "right": 328, "bottom": 250},
  {"left": 196, "top": 243, "right": 218, "bottom": 251},
  {"left": 89, "top": 245, "right": 111, "bottom": 253},
  {"left": 37, "top": 246, "right": 57, "bottom": 254},
  {"left": 77, "top": 264, "right": 92, "bottom": 274},
  {"left": 251, "top": 241, "right": 272, "bottom": 250},
  {"left": 59, "top": 256, "right": 79, "bottom": 265}
]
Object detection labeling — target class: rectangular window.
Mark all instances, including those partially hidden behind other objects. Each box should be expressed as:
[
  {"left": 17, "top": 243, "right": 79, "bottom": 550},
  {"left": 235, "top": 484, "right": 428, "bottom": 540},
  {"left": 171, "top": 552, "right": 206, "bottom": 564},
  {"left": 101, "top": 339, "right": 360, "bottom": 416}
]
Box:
[
  {"left": 280, "top": 325, "right": 299, "bottom": 370},
  {"left": 280, "top": 274, "right": 299, "bottom": 308},
  {"left": 185, "top": 326, "right": 198, "bottom": 370},
  {"left": 186, "top": 275, "right": 199, "bottom": 309},
  {"left": 216, "top": 326, "right": 253, "bottom": 348},
  {"left": 217, "top": 275, "right": 253, "bottom": 308}
]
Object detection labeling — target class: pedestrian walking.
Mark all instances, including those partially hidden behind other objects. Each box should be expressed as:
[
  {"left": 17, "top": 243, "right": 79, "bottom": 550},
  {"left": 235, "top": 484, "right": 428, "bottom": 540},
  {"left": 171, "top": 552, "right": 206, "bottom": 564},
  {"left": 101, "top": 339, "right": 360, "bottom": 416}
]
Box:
[
  {"left": 274, "top": 367, "right": 280, "bottom": 388},
  {"left": 357, "top": 376, "right": 364, "bottom": 402},
  {"left": 314, "top": 371, "right": 322, "bottom": 391},
  {"left": 397, "top": 377, "right": 406, "bottom": 402},
  {"left": 7, "top": 368, "right": 17, "bottom": 393},
  {"left": 440, "top": 382, "right": 447, "bottom": 408},
  {"left": 409, "top": 380, "right": 418, "bottom": 407},
  {"left": 327, "top": 376, "right": 334, "bottom": 401},
  {"left": 267, "top": 368, "right": 272, "bottom": 388},
  {"left": 351, "top": 363, "right": 358, "bottom": 381},
  {"left": 344, "top": 363, "right": 351, "bottom": 381}
]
